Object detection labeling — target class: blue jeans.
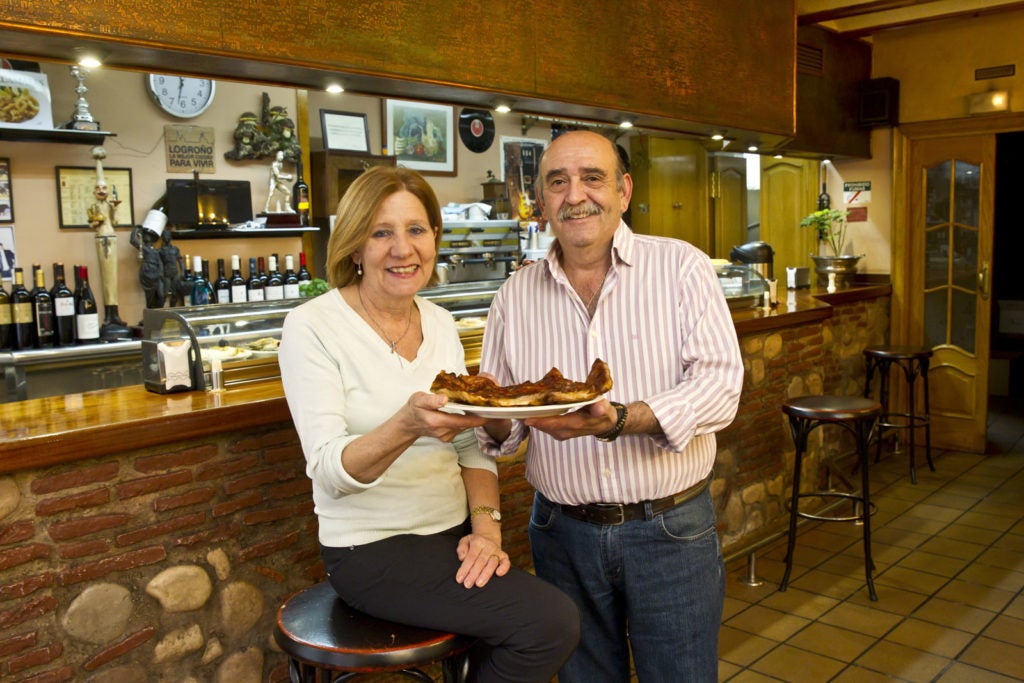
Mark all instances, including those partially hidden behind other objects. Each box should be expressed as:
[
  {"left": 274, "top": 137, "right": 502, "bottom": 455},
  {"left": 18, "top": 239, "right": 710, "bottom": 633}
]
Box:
[{"left": 529, "top": 487, "right": 724, "bottom": 683}]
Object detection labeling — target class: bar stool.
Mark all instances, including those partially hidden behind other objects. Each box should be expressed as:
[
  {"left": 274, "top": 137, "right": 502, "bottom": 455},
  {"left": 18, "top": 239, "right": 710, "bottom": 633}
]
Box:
[
  {"left": 779, "top": 395, "right": 881, "bottom": 601},
  {"left": 863, "top": 345, "right": 935, "bottom": 484},
  {"left": 275, "top": 581, "right": 474, "bottom": 682}
]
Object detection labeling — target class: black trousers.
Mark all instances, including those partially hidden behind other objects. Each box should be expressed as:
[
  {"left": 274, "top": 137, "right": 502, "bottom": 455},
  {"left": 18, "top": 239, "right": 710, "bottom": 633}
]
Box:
[{"left": 321, "top": 521, "right": 579, "bottom": 683}]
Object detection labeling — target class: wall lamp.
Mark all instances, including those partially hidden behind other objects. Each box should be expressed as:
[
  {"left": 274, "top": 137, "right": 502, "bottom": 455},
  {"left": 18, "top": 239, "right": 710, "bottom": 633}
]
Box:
[{"left": 967, "top": 90, "right": 1009, "bottom": 114}]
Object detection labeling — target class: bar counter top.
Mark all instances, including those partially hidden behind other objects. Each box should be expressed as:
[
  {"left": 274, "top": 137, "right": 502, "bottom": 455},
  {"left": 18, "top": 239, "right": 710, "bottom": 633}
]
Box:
[{"left": 0, "top": 283, "right": 890, "bottom": 475}]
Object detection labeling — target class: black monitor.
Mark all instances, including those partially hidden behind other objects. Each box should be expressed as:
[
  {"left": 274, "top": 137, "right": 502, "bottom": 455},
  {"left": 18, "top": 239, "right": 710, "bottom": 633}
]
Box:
[{"left": 166, "top": 179, "right": 252, "bottom": 229}]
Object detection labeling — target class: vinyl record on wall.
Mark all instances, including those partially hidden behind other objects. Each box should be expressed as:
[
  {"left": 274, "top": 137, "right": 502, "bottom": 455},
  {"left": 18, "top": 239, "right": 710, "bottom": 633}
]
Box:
[{"left": 459, "top": 108, "right": 495, "bottom": 153}]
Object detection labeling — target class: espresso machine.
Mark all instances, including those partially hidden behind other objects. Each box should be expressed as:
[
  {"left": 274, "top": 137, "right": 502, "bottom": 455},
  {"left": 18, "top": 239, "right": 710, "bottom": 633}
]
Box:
[{"left": 729, "top": 241, "right": 775, "bottom": 280}]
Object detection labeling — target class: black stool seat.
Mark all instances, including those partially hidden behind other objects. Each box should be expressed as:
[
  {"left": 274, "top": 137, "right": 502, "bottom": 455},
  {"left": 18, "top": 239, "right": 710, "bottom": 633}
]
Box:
[
  {"left": 780, "top": 395, "right": 881, "bottom": 601},
  {"left": 863, "top": 345, "right": 934, "bottom": 484},
  {"left": 275, "top": 581, "right": 473, "bottom": 682}
]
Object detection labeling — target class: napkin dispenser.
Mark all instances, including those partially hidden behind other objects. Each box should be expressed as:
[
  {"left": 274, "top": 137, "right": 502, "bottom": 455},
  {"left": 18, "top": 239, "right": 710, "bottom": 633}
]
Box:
[
  {"left": 786, "top": 267, "right": 811, "bottom": 289},
  {"left": 142, "top": 339, "right": 196, "bottom": 393}
]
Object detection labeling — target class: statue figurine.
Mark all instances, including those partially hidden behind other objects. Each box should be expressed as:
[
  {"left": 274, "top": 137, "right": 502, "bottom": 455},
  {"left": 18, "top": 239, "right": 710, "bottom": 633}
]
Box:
[
  {"left": 263, "top": 150, "right": 295, "bottom": 214},
  {"left": 129, "top": 225, "right": 166, "bottom": 310},
  {"left": 88, "top": 146, "right": 129, "bottom": 339},
  {"left": 159, "top": 230, "right": 186, "bottom": 307},
  {"left": 223, "top": 111, "right": 268, "bottom": 161}
]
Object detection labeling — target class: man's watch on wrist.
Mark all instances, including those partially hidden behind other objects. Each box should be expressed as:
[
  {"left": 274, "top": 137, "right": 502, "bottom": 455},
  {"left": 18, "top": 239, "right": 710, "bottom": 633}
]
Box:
[
  {"left": 470, "top": 506, "right": 502, "bottom": 523},
  {"left": 595, "top": 401, "right": 629, "bottom": 442}
]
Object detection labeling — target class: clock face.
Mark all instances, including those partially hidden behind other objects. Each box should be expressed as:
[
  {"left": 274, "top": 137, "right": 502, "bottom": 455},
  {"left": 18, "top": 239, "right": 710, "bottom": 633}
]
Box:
[{"left": 147, "top": 74, "right": 216, "bottom": 118}]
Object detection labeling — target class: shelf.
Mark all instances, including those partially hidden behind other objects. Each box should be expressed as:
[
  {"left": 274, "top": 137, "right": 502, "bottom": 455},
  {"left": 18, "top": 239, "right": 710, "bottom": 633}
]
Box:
[
  {"left": 168, "top": 227, "right": 319, "bottom": 240},
  {"left": 0, "top": 127, "right": 116, "bottom": 145}
]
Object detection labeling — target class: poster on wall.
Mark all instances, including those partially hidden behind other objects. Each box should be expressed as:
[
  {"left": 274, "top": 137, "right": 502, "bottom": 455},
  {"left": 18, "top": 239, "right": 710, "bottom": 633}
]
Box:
[
  {"left": 500, "top": 136, "right": 547, "bottom": 222},
  {"left": 164, "top": 124, "right": 216, "bottom": 174},
  {"left": 0, "top": 157, "right": 12, "bottom": 223},
  {"left": 0, "top": 224, "right": 16, "bottom": 281}
]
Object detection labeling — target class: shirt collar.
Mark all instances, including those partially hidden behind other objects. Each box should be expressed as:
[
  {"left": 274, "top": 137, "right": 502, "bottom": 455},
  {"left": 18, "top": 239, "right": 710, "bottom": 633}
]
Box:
[{"left": 541, "top": 219, "right": 634, "bottom": 279}]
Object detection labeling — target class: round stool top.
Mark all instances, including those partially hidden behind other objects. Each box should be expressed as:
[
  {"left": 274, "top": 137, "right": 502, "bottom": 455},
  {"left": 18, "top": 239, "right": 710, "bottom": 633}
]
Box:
[
  {"left": 275, "top": 582, "right": 474, "bottom": 671},
  {"left": 863, "top": 345, "right": 933, "bottom": 360},
  {"left": 783, "top": 395, "right": 881, "bottom": 422}
]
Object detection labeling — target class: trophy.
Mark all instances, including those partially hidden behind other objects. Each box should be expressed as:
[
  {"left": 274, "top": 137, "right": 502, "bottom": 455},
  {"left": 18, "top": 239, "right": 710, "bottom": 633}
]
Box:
[{"left": 65, "top": 65, "right": 101, "bottom": 132}]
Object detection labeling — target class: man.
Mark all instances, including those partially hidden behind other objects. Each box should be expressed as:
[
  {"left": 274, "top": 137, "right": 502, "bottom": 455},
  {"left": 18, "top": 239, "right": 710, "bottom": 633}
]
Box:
[{"left": 478, "top": 130, "right": 743, "bottom": 682}]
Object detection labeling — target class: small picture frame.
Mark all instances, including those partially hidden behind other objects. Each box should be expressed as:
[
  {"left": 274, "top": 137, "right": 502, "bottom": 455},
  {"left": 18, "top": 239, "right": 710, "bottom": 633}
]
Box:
[
  {"left": 0, "top": 158, "right": 12, "bottom": 223},
  {"left": 383, "top": 99, "right": 457, "bottom": 175},
  {"left": 56, "top": 166, "right": 135, "bottom": 229},
  {"left": 320, "top": 109, "right": 371, "bottom": 153}
]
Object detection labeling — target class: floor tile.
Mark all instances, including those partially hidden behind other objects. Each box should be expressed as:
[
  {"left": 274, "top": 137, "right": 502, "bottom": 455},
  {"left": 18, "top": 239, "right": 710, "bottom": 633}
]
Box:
[
  {"left": 935, "top": 662, "right": 1022, "bottom": 682},
  {"left": 957, "top": 510, "right": 1020, "bottom": 531},
  {"left": 874, "top": 565, "right": 949, "bottom": 595},
  {"left": 832, "top": 664, "right": 909, "bottom": 683},
  {"left": 855, "top": 640, "right": 952, "bottom": 682},
  {"left": 756, "top": 588, "right": 839, "bottom": 620},
  {"left": 957, "top": 636, "right": 1024, "bottom": 679},
  {"left": 913, "top": 597, "right": 997, "bottom": 634},
  {"left": 846, "top": 582, "right": 930, "bottom": 615},
  {"left": 955, "top": 562, "right": 1024, "bottom": 592},
  {"left": 884, "top": 617, "right": 973, "bottom": 658},
  {"left": 933, "top": 578, "right": 1016, "bottom": 612},
  {"left": 725, "top": 604, "right": 811, "bottom": 642},
  {"left": 749, "top": 643, "right": 846, "bottom": 682},
  {"left": 940, "top": 522, "right": 1002, "bottom": 546},
  {"left": 980, "top": 614, "right": 1024, "bottom": 648},
  {"left": 896, "top": 550, "right": 970, "bottom": 578},
  {"left": 786, "top": 622, "right": 875, "bottom": 662},
  {"left": 817, "top": 601, "right": 903, "bottom": 638},
  {"left": 718, "top": 625, "right": 778, "bottom": 666},
  {"left": 917, "top": 536, "right": 988, "bottom": 561}
]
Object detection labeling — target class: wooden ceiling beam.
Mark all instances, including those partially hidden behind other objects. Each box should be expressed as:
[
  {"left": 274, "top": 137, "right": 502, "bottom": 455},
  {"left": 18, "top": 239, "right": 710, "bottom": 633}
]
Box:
[{"left": 798, "top": 0, "right": 944, "bottom": 26}]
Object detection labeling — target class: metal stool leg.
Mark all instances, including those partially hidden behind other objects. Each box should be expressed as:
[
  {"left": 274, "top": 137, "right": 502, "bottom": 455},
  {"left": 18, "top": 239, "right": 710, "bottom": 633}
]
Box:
[
  {"left": 855, "top": 416, "right": 878, "bottom": 601},
  {"left": 780, "top": 415, "right": 808, "bottom": 592},
  {"left": 921, "top": 356, "right": 935, "bottom": 473}
]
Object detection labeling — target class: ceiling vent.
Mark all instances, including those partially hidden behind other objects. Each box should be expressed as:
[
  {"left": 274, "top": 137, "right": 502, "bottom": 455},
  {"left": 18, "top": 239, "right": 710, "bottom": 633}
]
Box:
[{"left": 797, "top": 43, "right": 824, "bottom": 76}]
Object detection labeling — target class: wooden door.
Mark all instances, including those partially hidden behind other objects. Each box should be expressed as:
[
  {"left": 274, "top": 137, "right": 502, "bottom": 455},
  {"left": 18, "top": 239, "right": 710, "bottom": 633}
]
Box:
[
  {"left": 759, "top": 157, "right": 817, "bottom": 275},
  {"left": 710, "top": 154, "right": 748, "bottom": 259},
  {"left": 629, "top": 136, "right": 709, "bottom": 249},
  {"left": 905, "top": 134, "right": 994, "bottom": 452}
]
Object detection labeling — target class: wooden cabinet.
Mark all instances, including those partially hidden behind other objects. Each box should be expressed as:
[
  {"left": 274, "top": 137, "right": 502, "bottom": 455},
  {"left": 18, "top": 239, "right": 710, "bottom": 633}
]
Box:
[{"left": 310, "top": 151, "right": 396, "bottom": 221}]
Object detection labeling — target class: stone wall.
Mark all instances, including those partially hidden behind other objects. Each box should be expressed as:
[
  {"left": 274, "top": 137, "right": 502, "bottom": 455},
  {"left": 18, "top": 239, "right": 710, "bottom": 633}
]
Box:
[{"left": 715, "top": 295, "right": 891, "bottom": 549}]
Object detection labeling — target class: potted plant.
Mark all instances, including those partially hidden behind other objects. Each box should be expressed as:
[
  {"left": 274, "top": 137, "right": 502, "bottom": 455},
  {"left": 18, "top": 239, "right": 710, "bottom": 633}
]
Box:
[{"left": 801, "top": 208, "right": 862, "bottom": 288}]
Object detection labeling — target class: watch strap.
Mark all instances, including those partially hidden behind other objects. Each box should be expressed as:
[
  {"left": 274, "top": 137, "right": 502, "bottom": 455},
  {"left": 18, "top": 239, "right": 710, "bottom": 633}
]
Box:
[
  {"left": 596, "top": 401, "right": 628, "bottom": 442},
  {"left": 470, "top": 505, "right": 501, "bottom": 523}
]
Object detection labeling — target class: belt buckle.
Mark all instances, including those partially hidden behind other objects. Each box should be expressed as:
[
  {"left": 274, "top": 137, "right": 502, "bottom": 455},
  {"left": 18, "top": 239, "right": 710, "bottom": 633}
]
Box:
[{"left": 593, "top": 503, "right": 625, "bottom": 525}]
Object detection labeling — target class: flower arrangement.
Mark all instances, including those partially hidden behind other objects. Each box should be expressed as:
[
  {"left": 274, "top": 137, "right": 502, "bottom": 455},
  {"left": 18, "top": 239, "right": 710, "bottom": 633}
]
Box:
[{"left": 800, "top": 208, "right": 850, "bottom": 257}]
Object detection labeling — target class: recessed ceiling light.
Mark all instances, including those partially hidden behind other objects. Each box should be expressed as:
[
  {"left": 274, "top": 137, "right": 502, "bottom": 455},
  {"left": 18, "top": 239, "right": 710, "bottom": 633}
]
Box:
[
  {"left": 618, "top": 120, "right": 634, "bottom": 129},
  {"left": 325, "top": 84, "right": 344, "bottom": 94},
  {"left": 494, "top": 103, "right": 511, "bottom": 114},
  {"left": 711, "top": 133, "right": 724, "bottom": 141},
  {"left": 78, "top": 56, "right": 102, "bottom": 68}
]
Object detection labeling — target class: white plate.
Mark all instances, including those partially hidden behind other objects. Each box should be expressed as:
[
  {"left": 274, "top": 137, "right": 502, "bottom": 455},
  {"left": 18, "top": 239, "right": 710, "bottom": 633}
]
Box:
[{"left": 440, "top": 396, "right": 601, "bottom": 419}]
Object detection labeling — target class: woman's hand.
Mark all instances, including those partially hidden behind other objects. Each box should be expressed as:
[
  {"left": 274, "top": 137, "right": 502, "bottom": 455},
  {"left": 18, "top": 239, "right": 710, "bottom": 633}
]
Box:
[
  {"left": 403, "top": 392, "right": 486, "bottom": 442},
  {"left": 455, "top": 530, "right": 510, "bottom": 588}
]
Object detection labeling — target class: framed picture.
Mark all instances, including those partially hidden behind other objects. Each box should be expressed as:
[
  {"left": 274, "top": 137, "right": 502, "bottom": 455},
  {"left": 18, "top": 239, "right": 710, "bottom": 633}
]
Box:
[
  {"left": 56, "top": 166, "right": 135, "bottom": 229},
  {"left": 383, "top": 99, "right": 457, "bottom": 175},
  {"left": 500, "top": 136, "right": 548, "bottom": 221},
  {"left": 0, "top": 225, "right": 16, "bottom": 281},
  {"left": 0, "top": 158, "right": 12, "bottom": 223},
  {"left": 320, "top": 109, "right": 371, "bottom": 153}
]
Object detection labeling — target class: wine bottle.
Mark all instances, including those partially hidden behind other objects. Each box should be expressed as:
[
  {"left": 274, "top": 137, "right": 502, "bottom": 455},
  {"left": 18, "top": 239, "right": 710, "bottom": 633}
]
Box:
[
  {"left": 75, "top": 265, "right": 101, "bottom": 344},
  {"left": 265, "top": 255, "right": 284, "bottom": 300},
  {"left": 29, "top": 264, "right": 43, "bottom": 299},
  {"left": 229, "top": 254, "right": 247, "bottom": 303},
  {"left": 50, "top": 263, "right": 76, "bottom": 346},
  {"left": 297, "top": 251, "right": 312, "bottom": 282},
  {"left": 31, "top": 266, "right": 55, "bottom": 348},
  {"left": 201, "top": 258, "right": 216, "bottom": 302},
  {"left": 283, "top": 254, "right": 300, "bottom": 299},
  {"left": 0, "top": 277, "right": 12, "bottom": 350},
  {"left": 213, "top": 258, "right": 231, "bottom": 304},
  {"left": 191, "top": 255, "right": 210, "bottom": 306},
  {"left": 182, "top": 253, "right": 195, "bottom": 294},
  {"left": 246, "top": 257, "right": 265, "bottom": 302},
  {"left": 10, "top": 268, "right": 35, "bottom": 350},
  {"left": 292, "top": 160, "right": 310, "bottom": 227},
  {"left": 258, "top": 256, "right": 268, "bottom": 286}
]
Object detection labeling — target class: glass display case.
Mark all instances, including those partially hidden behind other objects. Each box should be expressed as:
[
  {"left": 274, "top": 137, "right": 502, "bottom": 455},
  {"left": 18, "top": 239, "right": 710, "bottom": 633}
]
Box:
[
  {"left": 142, "top": 300, "right": 300, "bottom": 393},
  {"left": 715, "top": 263, "right": 770, "bottom": 310}
]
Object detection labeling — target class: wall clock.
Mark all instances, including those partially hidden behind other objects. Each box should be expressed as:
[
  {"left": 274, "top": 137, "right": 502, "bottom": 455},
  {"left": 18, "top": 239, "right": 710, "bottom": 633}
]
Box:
[{"left": 146, "top": 74, "right": 216, "bottom": 118}]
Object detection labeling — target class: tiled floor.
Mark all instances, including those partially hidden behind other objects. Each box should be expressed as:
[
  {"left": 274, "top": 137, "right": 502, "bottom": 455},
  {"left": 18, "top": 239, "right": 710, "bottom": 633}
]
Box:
[{"left": 719, "top": 396, "right": 1024, "bottom": 682}]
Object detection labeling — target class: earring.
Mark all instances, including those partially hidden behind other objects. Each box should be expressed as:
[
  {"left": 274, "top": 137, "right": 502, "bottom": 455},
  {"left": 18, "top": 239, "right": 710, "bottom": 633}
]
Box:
[{"left": 356, "top": 262, "right": 363, "bottom": 276}]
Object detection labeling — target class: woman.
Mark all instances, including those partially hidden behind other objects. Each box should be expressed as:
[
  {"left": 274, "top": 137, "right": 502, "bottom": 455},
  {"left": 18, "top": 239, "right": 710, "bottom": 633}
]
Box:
[{"left": 278, "top": 166, "right": 579, "bottom": 683}]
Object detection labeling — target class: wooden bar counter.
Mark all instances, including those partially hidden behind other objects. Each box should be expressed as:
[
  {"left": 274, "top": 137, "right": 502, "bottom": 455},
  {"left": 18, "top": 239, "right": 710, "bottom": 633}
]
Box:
[{"left": 0, "top": 283, "right": 890, "bottom": 681}]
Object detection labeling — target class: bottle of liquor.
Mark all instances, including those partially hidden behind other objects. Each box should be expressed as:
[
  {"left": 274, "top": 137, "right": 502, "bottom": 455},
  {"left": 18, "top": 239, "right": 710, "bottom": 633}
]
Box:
[
  {"left": 31, "top": 266, "right": 55, "bottom": 348},
  {"left": 0, "top": 277, "right": 12, "bottom": 350},
  {"left": 10, "top": 268, "right": 35, "bottom": 350},
  {"left": 246, "top": 257, "right": 265, "bottom": 302},
  {"left": 191, "top": 255, "right": 210, "bottom": 305},
  {"left": 50, "top": 263, "right": 76, "bottom": 346},
  {"left": 29, "top": 264, "right": 43, "bottom": 298},
  {"left": 257, "top": 256, "right": 268, "bottom": 287},
  {"left": 229, "top": 254, "right": 247, "bottom": 303},
  {"left": 265, "top": 255, "right": 284, "bottom": 300},
  {"left": 283, "top": 254, "right": 300, "bottom": 299},
  {"left": 292, "top": 160, "right": 310, "bottom": 227},
  {"left": 297, "top": 251, "right": 312, "bottom": 282},
  {"left": 75, "top": 265, "right": 101, "bottom": 345},
  {"left": 213, "top": 258, "right": 231, "bottom": 304},
  {"left": 182, "top": 253, "right": 195, "bottom": 293},
  {"left": 201, "top": 258, "right": 216, "bottom": 302}
]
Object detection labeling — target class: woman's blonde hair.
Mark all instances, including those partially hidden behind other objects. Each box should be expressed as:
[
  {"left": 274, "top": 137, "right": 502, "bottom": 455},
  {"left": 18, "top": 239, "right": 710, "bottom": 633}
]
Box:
[{"left": 324, "top": 166, "right": 443, "bottom": 288}]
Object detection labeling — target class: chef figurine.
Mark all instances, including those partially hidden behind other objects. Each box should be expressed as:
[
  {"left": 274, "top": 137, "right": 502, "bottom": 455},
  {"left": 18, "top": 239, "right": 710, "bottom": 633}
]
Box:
[
  {"left": 263, "top": 150, "right": 295, "bottom": 214},
  {"left": 88, "top": 146, "right": 129, "bottom": 339}
]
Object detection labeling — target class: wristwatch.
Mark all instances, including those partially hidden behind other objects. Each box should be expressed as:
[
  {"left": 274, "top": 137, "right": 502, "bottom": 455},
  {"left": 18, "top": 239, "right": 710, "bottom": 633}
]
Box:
[
  {"left": 595, "top": 402, "right": 629, "bottom": 442},
  {"left": 470, "top": 506, "right": 502, "bottom": 523}
]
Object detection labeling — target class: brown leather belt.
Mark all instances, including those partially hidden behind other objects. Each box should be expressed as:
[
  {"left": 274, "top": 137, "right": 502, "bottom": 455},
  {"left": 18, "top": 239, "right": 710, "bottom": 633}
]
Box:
[{"left": 556, "top": 475, "right": 711, "bottom": 526}]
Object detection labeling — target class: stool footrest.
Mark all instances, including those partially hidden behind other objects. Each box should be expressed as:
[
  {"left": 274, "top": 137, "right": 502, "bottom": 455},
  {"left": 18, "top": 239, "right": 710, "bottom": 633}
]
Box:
[{"left": 790, "top": 491, "right": 877, "bottom": 523}]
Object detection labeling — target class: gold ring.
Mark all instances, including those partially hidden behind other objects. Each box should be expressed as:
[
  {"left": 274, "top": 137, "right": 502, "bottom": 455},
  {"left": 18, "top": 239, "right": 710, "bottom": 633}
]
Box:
[{"left": 489, "top": 554, "right": 500, "bottom": 562}]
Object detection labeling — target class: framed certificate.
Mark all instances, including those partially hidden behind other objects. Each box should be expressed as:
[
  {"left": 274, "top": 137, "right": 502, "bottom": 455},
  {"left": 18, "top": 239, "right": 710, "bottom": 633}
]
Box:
[
  {"left": 56, "top": 166, "right": 135, "bottom": 229},
  {"left": 320, "top": 110, "right": 371, "bottom": 153}
]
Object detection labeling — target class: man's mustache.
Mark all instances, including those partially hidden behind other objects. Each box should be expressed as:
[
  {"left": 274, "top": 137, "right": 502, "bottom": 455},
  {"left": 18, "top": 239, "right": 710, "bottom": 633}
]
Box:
[{"left": 557, "top": 203, "right": 602, "bottom": 222}]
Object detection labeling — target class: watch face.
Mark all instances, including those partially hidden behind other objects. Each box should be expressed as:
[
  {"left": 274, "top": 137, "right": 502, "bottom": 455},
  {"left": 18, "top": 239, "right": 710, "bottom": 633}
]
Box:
[{"left": 147, "top": 74, "right": 216, "bottom": 118}]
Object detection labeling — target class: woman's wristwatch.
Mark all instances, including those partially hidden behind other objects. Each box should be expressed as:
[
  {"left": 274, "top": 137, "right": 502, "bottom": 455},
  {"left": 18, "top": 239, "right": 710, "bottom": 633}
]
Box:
[
  {"left": 470, "top": 506, "right": 502, "bottom": 523},
  {"left": 595, "top": 401, "right": 629, "bottom": 442}
]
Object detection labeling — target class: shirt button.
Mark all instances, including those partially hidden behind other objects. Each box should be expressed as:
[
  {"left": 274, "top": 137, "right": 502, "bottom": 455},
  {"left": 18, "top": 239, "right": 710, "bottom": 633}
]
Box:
[{"left": 602, "top": 468, "right": 612, "bottom": 477}]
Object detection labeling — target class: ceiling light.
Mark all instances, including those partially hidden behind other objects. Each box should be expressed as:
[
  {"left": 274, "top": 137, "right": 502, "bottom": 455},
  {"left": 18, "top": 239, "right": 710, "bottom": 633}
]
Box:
[
  {"left": 773, "top": 154, "right": 783, "bottom": 159},
  {"left": 494, "top": 102, "right": 511, "bottom": 114},
  {"left": 711, "top": 132, "right": 724, "bottom": 141},
  {"left": 618, "top": 120, "right": 634, "bottom": 129},
  {"left": 325, "top": 84, "right": 344, "bottom": 94},
  {"left": 77, "top": 55, "right": 102, "bottom": 68},
  {"left": 747, "top": 145, "right": 758, "bottom": 152}
]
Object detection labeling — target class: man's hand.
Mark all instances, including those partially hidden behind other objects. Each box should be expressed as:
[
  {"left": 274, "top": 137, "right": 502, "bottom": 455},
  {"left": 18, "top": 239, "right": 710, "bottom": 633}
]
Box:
[{"left": 523, "top": 398, "right": 618, "bottom": 441}]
